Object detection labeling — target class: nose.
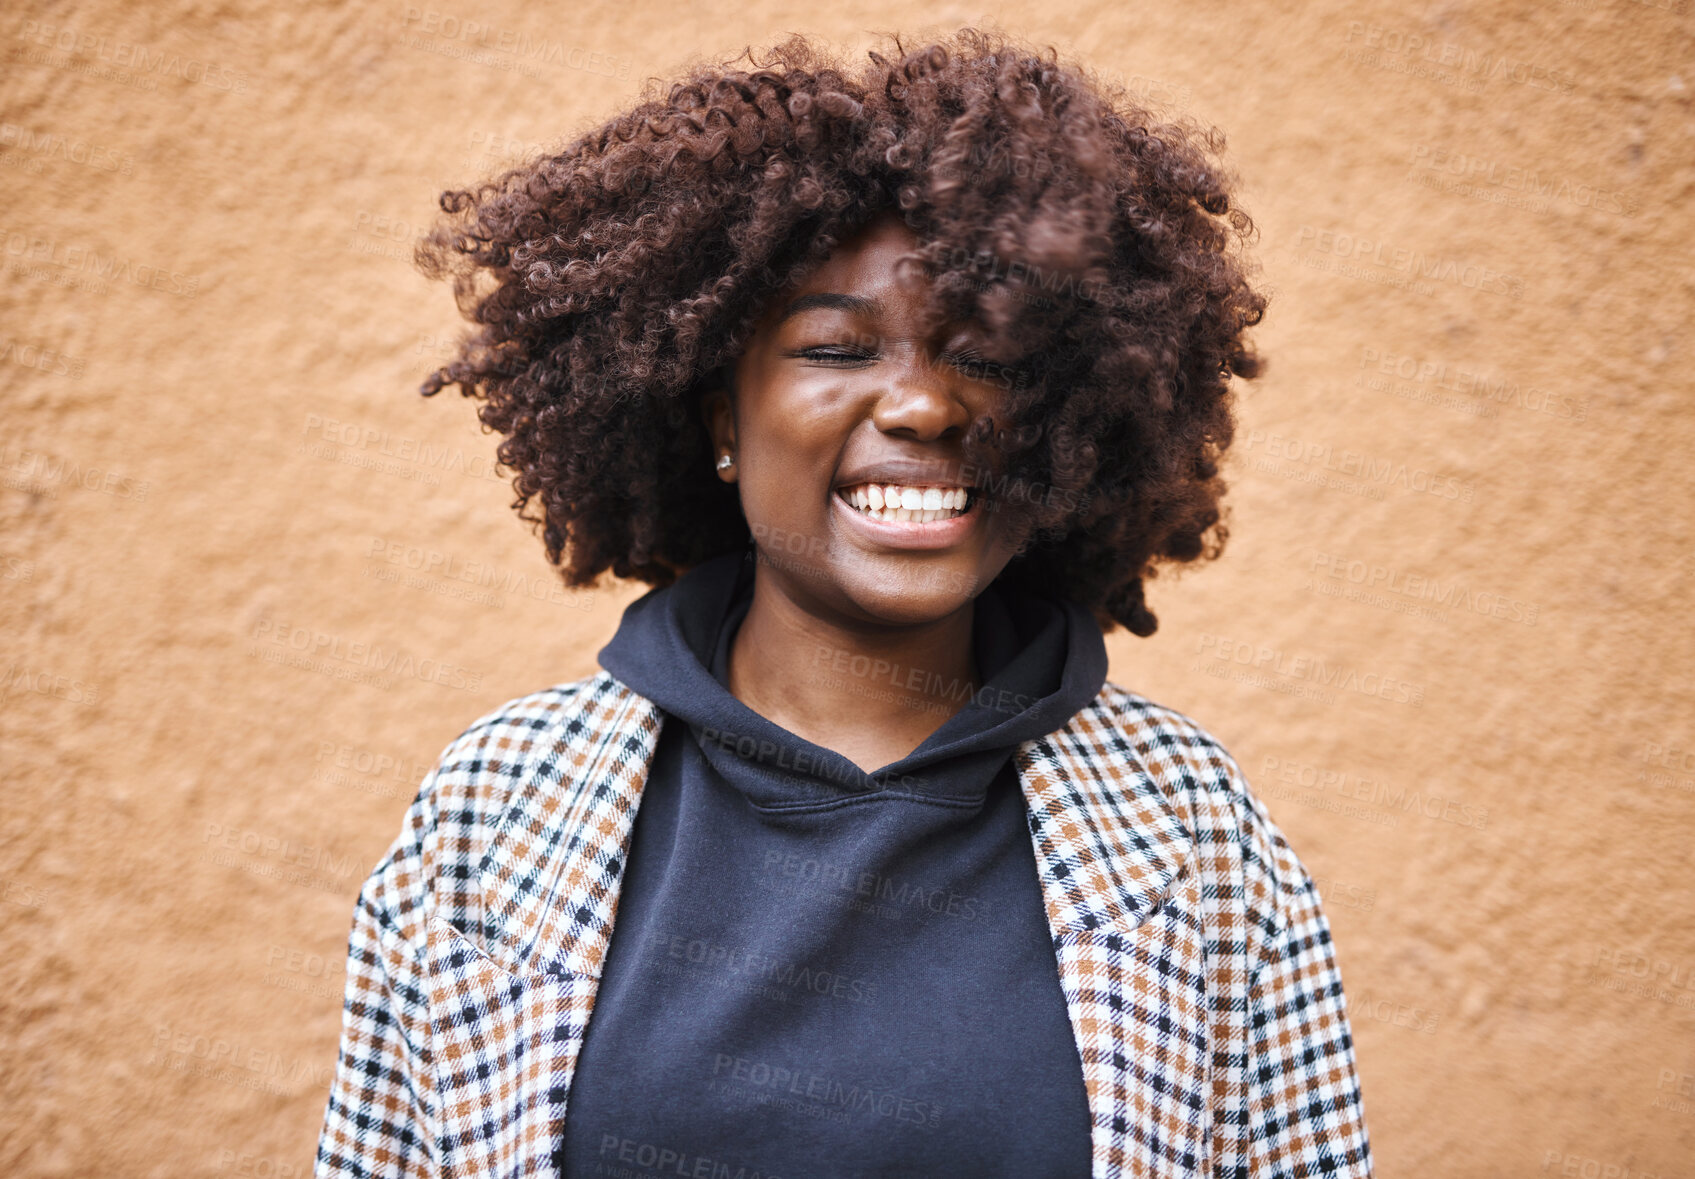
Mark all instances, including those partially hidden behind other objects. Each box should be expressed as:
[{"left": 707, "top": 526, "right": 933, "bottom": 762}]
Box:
[{"left": 870, "top": 352, "right": 973, "bottom": 441}]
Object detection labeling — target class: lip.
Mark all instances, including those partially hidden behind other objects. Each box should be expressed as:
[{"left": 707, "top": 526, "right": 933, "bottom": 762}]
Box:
[
  {"left": 832, "top": 458, "right": 971, "bottom": 491},
  {"left": 831, "top": 485, "right": 980, "bottom": 550}
]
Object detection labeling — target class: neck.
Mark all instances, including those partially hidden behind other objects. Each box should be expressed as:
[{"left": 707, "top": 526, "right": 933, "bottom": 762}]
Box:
[{"left": 724, "top": 567, "right": 981, "bottom": 774}]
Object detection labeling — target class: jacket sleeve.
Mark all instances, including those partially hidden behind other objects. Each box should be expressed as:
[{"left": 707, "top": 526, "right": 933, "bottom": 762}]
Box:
[
  {"left": 1242, "top": 856, "right": 1374, "bottom": 1177},
  {"left": 316, "top": 798, "right": 439, "bottom": 1177}
]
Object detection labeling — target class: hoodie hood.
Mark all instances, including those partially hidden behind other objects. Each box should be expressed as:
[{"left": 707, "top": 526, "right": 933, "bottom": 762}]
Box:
[{"left": 597, "top": 550, "right": 1108, "bottom": 811}]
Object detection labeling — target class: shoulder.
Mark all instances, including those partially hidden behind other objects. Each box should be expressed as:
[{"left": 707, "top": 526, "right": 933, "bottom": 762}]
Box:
[
  {"left": 1092, "top": 678, "right": 1255, "bottom": 796},
  {"left": 1089, "top": 679, "right": 1317, "bottom": 946},
  {"left": 1087, "top": 677, "right": 1272, "bottom": 834},
  {"left": 427, "top": 670, "right": 616, "bottom": 783},
  {"left": 411, "top": 671, "right": 615, "bottom": 823},
  {"left": 356, "top": 670, "right": 632, "bottom": 940}
]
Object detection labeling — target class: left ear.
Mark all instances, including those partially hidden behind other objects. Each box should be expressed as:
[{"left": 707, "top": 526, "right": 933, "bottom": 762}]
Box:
[{"left": 701, "top": 372, "right": 737, "bottom": 481}]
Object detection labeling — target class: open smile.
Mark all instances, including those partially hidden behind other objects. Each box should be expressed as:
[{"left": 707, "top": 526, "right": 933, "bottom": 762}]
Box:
[{"left": 831, "top": 481, "right": 980, "bottom": 550}]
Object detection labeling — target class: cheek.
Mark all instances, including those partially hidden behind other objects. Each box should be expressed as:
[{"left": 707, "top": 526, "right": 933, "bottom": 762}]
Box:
[
  {"left": 735, "top": 446, "right": 831, "bottom": 555},
  {"left": 739, "top": 405, "right": 844, "bottom": 514}
]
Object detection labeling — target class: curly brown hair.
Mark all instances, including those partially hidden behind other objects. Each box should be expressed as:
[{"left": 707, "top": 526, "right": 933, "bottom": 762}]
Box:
[{"left": 415, "top": 26, "right": 1266, "bottom": 636}]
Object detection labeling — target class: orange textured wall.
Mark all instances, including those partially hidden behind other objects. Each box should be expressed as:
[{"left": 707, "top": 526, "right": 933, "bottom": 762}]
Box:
[{"left": 2, "top": 1, "right": 1691, "bottom": 1175}]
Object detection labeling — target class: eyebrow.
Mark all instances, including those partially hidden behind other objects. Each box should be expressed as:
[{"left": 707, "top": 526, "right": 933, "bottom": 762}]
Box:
[{"left": 772, "top": 292, "right": 881, "bottom": 325}]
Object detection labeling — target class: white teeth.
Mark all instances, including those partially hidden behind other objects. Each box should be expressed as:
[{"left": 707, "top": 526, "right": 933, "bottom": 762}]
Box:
[{"left": 841, "top": 482, "right": 972, "bottom": 523}]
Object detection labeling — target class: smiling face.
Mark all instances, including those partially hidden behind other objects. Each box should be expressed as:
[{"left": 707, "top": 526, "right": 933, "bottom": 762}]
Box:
[{"left": 703, "top": 210, "right": 1034, "bottom": 630}]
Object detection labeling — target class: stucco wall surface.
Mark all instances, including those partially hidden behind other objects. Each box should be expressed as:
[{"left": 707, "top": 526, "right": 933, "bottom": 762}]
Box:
[{"left": 2, "top": 0, "right": 1691, "bottom": 1175}]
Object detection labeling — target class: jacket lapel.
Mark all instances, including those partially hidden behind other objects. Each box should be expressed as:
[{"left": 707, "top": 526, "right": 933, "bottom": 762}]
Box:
[
  {"left": 1015, "top": 695, "right": 1209, "bottom": 1179},
  {"left": 430, "top": 674, "right": 1203, "bottom": 1179},
  {"left": 429, "top": 673, "right": 665, "bottom": 1179}
]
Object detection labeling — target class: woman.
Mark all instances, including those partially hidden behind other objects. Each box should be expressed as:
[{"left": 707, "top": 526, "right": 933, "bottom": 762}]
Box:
[{"left": 317, "top": 29, "right": 1372, "bottom": 1179}]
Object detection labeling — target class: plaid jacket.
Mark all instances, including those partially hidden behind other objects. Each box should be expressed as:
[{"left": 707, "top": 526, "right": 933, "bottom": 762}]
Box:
[{"left": 315, "top": 670, "right": 1372, "bottom": 1179}]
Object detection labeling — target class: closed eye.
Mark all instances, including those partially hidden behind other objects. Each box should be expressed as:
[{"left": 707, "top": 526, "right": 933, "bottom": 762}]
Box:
[{"left": 797, "top": 347, "right": 875, "bottom": 365}]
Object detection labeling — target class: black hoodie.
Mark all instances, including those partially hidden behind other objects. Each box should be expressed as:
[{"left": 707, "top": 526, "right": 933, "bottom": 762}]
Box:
[{"left": 560, "top": 549, "right": 1108, "bottom": 1178}]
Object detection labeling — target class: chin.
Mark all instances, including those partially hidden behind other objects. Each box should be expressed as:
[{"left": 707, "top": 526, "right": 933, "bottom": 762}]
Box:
[
  {"left": 750, "top": 541, "right": 998, "bottom": 625},
  {"left": 830, "top": 560, "right": 987, "bottom": 625}
]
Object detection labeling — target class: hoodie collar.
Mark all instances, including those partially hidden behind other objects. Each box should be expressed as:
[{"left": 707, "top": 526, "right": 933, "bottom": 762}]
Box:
[
  {"left": 597, "top": 551, "right": 1108, "bottom": 810},
  {"left": 468, "top": 672, "right": 1194, "bottom": 987}
]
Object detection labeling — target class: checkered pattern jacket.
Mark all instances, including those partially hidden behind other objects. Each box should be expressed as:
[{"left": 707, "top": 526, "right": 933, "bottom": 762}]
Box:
[{"left": 315, "top": 670, "right": 1372, "bottom": 1178}]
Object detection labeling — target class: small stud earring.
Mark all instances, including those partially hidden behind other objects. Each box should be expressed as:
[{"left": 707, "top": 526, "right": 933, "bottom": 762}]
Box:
[{"left": 717, "top": 454, "right": 733, "bottom": 470}]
